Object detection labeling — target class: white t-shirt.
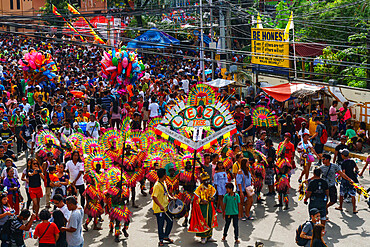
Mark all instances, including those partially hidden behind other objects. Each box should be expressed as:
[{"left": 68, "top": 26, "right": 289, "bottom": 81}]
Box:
[
  {"left": 1, "top": 167, "right": 19, "bottom": 179},
  {"left": 297, "top": 140, "right": 313, "bottom": 151},
  {"left": 86, "top": 121, "right": 100, "bottom": 139},
  {"left": 298, "top": 129, "right": 310, "bottom": 141},
  {"left": 65, "top": 160, "right": 84, "bottom": 186},
  {"left": 148, "top": 103, "right": 160, "bottom": 118},
  {"left": 58, "top": 204, "right": 71, "bottom": 221},
  {"left": 182, "top": 79, "right": 189, "bottom": 93}
]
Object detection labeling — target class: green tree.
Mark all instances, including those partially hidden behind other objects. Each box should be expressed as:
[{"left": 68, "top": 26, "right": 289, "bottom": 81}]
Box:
[{"left": 39, "top": 0, "right": 69, "bottom": 27}]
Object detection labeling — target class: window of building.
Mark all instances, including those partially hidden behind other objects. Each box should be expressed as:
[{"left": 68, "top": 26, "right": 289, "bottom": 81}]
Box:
[
  {"left": 17, "top": 0, "right": 20, "bottom": 9},
  {"left": 10, "top": 0, "right": 13, "bottom": 9}
]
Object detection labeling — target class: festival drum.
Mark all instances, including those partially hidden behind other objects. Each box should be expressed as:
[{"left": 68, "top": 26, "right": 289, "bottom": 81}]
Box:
[{"left": 168, "top": 199, "right": 185, "bottom": 219}]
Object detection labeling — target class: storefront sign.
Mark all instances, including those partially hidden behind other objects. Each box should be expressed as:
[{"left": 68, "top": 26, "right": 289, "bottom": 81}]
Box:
[{"left": 251, "top": 28, "right": 289, "bottom": 68}]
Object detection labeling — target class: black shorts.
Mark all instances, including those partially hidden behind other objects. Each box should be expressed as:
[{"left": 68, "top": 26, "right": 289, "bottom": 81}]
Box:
[
  {"left": 329, "top": 186, "right": 337, "bottom": 203},
  {"left": 314, "top": 144, "right": 324, "bottom": 154}
]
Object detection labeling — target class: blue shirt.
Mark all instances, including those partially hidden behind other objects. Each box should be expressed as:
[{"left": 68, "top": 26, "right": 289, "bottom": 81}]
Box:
[{"left": 236, "top": 171, "right": 252, "bottom": 192}]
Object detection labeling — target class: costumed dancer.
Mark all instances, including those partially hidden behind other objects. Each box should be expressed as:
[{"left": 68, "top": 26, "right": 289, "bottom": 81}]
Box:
[
  {"left": 106, "top": 180, "right": 131, "bottom": 242},
  {"left": 274, "top": 157, "right": 292, "bottom": 210},
  {"left": 252, "top": 153, "right": 266, "bottom": 203},
  {"left": 83, "top": 170, "right": 104, "bottom": 231},
  {"left": 165, "top": 164, "right": 180, "bottom": 196},
  {"left": 178, "top": 160, "right": 196, "bottom": 227},
  {"left": 123, "top": 145, "right": 145, "bottom": 208},
  {"left": 188, "top": 172, "right": 218, "bottom": 244}
]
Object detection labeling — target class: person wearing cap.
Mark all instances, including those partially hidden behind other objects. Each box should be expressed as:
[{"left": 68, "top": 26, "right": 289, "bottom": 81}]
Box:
[
  {"left": 278, "top": 132, "right": 295, "bottom": 166},
  {"left": 189, "top": 171, "right": 217, "bottom": 244},
  {"left": 152, "top": 168, "right": 174, "bottom": 246},
  {"left": 335, "top": 149, "right": 359, "bottom": 213},
  {"left": 304, "top": 167, "right": 329, "bottom": 225},
  {"left": 19, "top": 97, "right": 31, "bottom": 114},
  {"left": 300, "top": 208, "right": 321, "bottom": 246},
  {"left": 52, "top": 193, "right": 71, "bottom": 221},
  {"left": 320, "top": 154, "right": 353, "bottom": 212},
  {"left": 297, "top": 133, "right": 320, "bottom": 183}
]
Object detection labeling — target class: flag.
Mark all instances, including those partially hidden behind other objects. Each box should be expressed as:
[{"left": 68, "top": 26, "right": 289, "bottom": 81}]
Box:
[
  {"left": 67, "top": 4, "right": 105, "bottom": 44},
  {"left": 52, "top": 5, "right": 61, "bottom": 17},
  {"left": 284, "top": 11, "right": 294, "bottom": 41},
  {"left": 51, "top": 5, "right": 85, "bottom": 42},
  {"left": 257, "top": 13, "right": 263, "bottom": 29}
]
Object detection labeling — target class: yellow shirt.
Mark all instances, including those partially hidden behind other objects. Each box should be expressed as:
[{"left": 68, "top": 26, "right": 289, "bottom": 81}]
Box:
[
  {"left": 152, "top": 181, "right": 169, "bottom": 213},
  {"left": 75, "top": 116, "right": 88, "bottom": 123},
  {"left": 309, "top": 118, "right": 317, "bottom": 136},
  {"left": 194, "top": 183, "right": 216, "bottom": 202},
  {"left": 232, "top": 162, "right": 240, "bottom": 175}
]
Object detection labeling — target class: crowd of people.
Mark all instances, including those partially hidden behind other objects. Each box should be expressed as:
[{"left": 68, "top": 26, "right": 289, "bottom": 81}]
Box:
[{"left": 0, "top": 34, "right": 366, "bottom": 247}]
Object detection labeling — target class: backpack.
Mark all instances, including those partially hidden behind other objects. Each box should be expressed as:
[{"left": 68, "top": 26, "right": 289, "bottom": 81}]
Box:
[
  {"left": 320, "top": 125, "right": 328, "bottom": 144},
  {"left": 295, "top": 221, "right": 313, "bottom": 246}
]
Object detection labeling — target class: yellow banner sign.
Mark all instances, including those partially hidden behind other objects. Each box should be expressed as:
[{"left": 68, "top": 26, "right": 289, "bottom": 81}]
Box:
[{"left": 251, "top": 28, "right": 289, "bottom": 68}]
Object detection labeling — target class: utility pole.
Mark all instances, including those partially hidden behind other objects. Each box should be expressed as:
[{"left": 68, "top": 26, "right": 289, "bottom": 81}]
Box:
[
  {"left": 200, "top": 0, "right": 205, "bottom": 82},
  {"left": 210, "top": 0, "right": 215, "bottom": 80},
  {"left": 226, "top": 7, "right": 231, "bottom": 73},
  {"left": 219, "top": 0, "right": 226, "bottom": 69}
]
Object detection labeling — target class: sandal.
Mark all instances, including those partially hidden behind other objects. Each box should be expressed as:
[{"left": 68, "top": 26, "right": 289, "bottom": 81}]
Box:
[
  {"left": 335, "top": 207, "right": 343, "bottom": 211},
  {"left": 158, "top": 241, "right": 164, "bottom": 246},
  {"left": 235, "top": 239, "right": 240, "bottom": 244},
  {"left": 163, "top": 238, "right": 174, "bottom": 244},
  {"left": 353, "top": 210, "right": 358, "bottom": 214}
]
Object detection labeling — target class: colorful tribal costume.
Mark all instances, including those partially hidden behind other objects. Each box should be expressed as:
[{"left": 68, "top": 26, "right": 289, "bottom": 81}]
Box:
[
  {"left": 123, "top": 149, "right": 145, "bottom": 208},
  {"left": 274, "top": 158, "right": 292, "bottom": 210},
  {"left": 83, "top": 171, "right": 104, "bottom": 231},
  {"left": 178, "top": 164, "right": 196, "bottom": 227},
  {"left": 189, "top": 173, "right": 218, "bottom": 244},
  {"left": 105, "top": 182, "right": 132, "bottom": 242},
  {"left": 253, "top": 162, "right": 266, "bottom": 203}
]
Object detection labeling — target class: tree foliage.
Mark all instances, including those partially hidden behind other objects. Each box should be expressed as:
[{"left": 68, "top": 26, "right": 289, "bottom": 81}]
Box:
[{"left": 39, "top": 0, "right": 69, "bottom": 27}]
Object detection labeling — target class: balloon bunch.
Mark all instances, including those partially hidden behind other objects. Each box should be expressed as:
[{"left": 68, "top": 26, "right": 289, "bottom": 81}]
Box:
[
  {"left": 100, "top": 46, "right": 144, "bottom": 85},
  {"left": 18, "top": 48, "right": 58, "bottom": 85}
]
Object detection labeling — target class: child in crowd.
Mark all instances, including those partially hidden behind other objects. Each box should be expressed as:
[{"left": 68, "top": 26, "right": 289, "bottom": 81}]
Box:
[
  {"left": 222, "top": 183, "right": 240, "bottom": 244},
  {"left": 214, "top": 161, "right": 227, "bottom": 213}
]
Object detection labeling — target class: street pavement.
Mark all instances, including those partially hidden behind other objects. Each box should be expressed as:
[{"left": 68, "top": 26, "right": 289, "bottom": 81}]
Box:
[{"left": 16, "top": 151, "right": 370, "bottom": 247}]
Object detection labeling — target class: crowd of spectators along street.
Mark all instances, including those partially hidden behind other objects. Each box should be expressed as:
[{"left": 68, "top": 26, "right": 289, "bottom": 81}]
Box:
[{"left": 0, "top": 34, "right": 367, "bottom": 247}]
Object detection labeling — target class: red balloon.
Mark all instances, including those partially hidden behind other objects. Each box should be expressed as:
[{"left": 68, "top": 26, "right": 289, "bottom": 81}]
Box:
[
  {"left": 117, "top": 62, "right": 123, "bottom": 75},
  {"left": 126, "top": 63, "right": 132, "bottom": 78}
]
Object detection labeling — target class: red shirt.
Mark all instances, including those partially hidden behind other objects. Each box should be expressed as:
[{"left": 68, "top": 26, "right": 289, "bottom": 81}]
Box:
[
  {"left": 294, "top": 117, "right": 307, "bottom": 131},
  {"left": 279, "top": 141, "right": 295, "bottom": 163},
  {"left": 34, "top": 222, "right": 59, "bottom": 244}
]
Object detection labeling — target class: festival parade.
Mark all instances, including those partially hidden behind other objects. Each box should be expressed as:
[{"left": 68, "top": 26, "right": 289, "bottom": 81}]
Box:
[{"left": 0, "top": 0, "right": 368, "bottom": 246}]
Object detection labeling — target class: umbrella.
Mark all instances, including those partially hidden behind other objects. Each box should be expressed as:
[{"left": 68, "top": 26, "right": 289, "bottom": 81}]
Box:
[{"left": 70, "top": 90, "right": 84, "bottom": 98}]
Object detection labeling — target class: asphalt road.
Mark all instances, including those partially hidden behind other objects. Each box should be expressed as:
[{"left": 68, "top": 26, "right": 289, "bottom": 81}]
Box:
[{"left": 15, "top": 152, "right": 370, "bottom": 247}]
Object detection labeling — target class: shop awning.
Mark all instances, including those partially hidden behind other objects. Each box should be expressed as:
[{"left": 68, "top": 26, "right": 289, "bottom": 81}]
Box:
[
  {"left": 261, "top": 83, "right": 324, "bottom": 102},
  {"left": 205, "top": 78, "right": 235, "bottom": 88}
]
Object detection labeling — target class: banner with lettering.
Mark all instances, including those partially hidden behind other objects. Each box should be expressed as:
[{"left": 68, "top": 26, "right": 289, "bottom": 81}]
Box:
[{"left": 251, "top": 28, "right": 289, "bottom": 68}]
